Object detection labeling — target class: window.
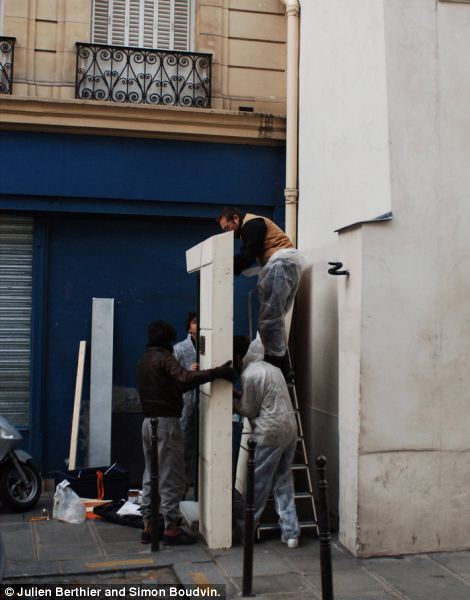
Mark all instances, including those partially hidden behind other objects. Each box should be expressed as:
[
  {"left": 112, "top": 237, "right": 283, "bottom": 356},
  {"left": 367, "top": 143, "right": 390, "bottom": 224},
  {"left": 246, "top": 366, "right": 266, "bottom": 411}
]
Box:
[{"left": 92, "top": 0, "right": 192, "bottom": 52}]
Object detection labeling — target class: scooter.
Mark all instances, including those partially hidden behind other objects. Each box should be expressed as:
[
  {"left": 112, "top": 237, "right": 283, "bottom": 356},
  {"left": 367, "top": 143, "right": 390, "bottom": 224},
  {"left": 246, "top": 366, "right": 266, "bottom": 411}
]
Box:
[{"left": 0, "top": 416, "right": 42, "bottom": 511}]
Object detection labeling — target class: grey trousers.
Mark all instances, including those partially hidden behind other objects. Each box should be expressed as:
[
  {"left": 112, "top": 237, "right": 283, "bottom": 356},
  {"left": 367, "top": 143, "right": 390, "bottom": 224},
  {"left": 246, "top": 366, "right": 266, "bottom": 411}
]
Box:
[{"left": 141, "top": 417, "right": 186, "bottom": 528}]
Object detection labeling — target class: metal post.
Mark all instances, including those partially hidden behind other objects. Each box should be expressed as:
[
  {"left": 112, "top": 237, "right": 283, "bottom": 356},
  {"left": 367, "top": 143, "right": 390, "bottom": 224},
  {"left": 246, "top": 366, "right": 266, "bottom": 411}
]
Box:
[
  {"left": 316, "top": 455, "right": 334, "bottom": 600},
  {"left": 242, "top": 438, "right": 257, "bottom": 597},
  {"left": 151, "top": 417, "right": 160, "bottom": 552}
]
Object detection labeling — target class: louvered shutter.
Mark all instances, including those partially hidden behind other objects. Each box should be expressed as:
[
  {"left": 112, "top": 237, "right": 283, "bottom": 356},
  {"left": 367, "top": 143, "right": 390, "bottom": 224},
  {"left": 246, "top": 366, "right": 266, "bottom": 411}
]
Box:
[
  {"left": 143, "top": 0, "right": 157, "bottom": 48},
  {"left": 156, "top": 0, "right": 171, "bottom": 49},
  {"left": 111, "top": 0, "right": 127, "bottom": 45},
  {"left": 92, "top": 0, "right": 110, "bottom": 44},
  {"left": 173, "top": 0, "right": 189, "bottom": 51},
  {"left": 92, "top": 0, "right": 191, "bottom": 50},
  {"left": 0, "top": 215, "right": 33, "bottom": 427},
  {"left": 128, "top": 0, "right": 142, "bottom": 46}
]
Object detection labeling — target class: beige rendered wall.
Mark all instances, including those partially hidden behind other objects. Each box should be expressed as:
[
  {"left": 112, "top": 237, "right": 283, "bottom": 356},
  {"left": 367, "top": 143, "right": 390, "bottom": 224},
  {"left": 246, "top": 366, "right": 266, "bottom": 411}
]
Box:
[
  {"left": 3, "top": 0, "right": 91, "bottom": 98},
  {"left": 197, "top": 0, "right": 286, "bottom": 112},
  {"left": 2, "top": 0, "right": 287, "bottom": 112},
  {"left": 298, "top": 0, "right": 470, "bottom": 556}
]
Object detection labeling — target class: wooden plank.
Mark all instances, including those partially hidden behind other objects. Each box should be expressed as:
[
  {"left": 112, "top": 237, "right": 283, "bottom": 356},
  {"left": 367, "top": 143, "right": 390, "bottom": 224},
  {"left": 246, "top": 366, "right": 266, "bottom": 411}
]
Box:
[{"left": 68, "top": 340, "right": 86, "bottom": 470}]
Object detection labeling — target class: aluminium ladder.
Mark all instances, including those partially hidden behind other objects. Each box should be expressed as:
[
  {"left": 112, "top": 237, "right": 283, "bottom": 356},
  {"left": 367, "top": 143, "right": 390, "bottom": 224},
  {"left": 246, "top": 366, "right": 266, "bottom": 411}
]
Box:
[{"left": 256, "top": 361, "right": 319, "bottom": 540}]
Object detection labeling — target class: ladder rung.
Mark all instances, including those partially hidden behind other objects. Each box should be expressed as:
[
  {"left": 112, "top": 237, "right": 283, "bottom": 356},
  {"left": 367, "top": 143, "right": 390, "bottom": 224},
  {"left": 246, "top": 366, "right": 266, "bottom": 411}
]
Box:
[
  {"left": 257, "top": 521, "right": 318, "bottom": 532},
  {"left": 295, "top": 492, "right": 314, "bottom": 499},
  {"left": 292, "top": 463, "right": 309, "bottom": 470}
]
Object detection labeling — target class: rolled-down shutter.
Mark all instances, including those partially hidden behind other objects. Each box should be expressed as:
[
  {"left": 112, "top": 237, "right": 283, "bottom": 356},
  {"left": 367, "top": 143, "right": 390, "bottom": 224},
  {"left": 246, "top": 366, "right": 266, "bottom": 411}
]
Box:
[{"left": 0, "top": 215, "right": 33, "bottom": 426}]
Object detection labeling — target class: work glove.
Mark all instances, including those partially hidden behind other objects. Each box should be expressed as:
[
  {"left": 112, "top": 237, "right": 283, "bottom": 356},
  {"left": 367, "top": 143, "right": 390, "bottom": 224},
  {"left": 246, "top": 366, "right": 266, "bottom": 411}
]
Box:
[{"left": 213, "top": 360, "right": 236, "bottom": 382}]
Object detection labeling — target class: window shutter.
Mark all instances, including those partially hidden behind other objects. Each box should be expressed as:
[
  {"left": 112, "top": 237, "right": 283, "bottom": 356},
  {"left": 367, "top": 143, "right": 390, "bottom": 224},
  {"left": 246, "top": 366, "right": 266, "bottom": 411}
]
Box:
[
  {"left": 173, "top": 0, "right": 189, "bottom": 51},
  {"left": 156, "top": 0, "right": 171, "bottom": 50},
  {"left": 92, "top": 0, "right": 191, "bottom": 50},
  {"left": 92, "top": 0, "right": 110, "bottom": 44},
  {"left": 111, "top": 0, "right": 127, "bottom": 46},
  {"left": 128, "top": 0, "right": 142, "bottom": 47},
  {"left": 143, "top": 0, "right": 157, "bottom": 48}
]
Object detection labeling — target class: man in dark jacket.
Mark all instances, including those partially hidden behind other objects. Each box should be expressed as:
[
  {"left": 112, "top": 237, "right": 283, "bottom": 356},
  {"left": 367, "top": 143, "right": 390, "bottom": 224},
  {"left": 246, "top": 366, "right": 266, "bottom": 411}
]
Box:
[
  {"left": 217, "top": 207, "right": 303, "bottom": 379},
  {"left": 137, "top": 320, "right": 234, "bottom": 545}
]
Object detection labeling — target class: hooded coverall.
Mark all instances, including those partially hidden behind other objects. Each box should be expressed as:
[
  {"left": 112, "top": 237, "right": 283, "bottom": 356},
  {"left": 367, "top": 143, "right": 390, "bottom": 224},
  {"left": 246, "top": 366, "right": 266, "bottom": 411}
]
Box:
[{"left": 236, "top": 339, "right": 300, "bottom": 541}]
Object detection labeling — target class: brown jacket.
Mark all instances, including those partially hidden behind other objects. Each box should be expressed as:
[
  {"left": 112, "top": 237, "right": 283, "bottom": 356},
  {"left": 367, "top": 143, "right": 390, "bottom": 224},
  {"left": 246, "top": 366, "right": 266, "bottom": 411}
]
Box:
[{"left": 136, "top": 346, "right": 221, "bottom": 418}]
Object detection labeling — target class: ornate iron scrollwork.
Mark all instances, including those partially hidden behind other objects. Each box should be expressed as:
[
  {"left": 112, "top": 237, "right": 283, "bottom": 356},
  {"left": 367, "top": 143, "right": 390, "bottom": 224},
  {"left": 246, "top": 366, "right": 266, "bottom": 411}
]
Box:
[
  {"left": 75, "top": 42, "right": 212, "bottom": 108},
  {"left": 0, "top": 37, "right": 16, "bottom": 95}
]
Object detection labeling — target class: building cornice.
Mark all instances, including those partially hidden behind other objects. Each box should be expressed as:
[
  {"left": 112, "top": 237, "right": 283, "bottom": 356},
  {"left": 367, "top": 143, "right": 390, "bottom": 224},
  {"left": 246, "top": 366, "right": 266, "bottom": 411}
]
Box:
[{"left": 0, "top": 97, "right": 286, "bottom": 145}]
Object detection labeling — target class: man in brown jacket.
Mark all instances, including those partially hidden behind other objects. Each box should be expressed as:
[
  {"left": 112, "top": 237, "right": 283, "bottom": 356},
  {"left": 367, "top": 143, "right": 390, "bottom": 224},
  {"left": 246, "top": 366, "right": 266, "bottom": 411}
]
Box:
[
  {"left": 137, "top": 320, "right": 235, "bottom": 545},
  {"left": 217, "top": 207, "right": 303, "bottom": 379}
]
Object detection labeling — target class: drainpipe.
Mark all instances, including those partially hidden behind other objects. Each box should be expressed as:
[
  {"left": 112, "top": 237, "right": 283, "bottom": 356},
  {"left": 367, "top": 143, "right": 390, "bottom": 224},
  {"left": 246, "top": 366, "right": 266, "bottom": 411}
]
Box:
[{"left": 282, "top": 0, "right": 300, "bottom": 247}]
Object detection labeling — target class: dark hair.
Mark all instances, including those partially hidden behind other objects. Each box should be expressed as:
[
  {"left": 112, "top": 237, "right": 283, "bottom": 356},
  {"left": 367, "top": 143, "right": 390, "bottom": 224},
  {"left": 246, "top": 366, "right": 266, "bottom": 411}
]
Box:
[
  {"left": 233, "top": 335, "right": 250, "bottom": 360},
  {"left": 148, "top": 320, "right": 177, "bottom": 347},
  {"left": 185, "top": 312, "right": 197, "bottom": 332},
  {"left": 216, "top": 207, "right": 244, "bottom": 224}
]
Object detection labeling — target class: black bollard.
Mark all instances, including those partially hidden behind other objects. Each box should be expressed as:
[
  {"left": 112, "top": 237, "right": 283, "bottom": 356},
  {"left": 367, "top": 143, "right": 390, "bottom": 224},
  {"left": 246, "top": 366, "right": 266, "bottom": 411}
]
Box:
[
  {"left": 150, "top": 417, "right": 160, "bottom": 552},
  {"left": 242, "top": 438, "right": 257, "bottom": 597},
  {"left": 316, "top": 455, "right": 334, "bottom": 600}
]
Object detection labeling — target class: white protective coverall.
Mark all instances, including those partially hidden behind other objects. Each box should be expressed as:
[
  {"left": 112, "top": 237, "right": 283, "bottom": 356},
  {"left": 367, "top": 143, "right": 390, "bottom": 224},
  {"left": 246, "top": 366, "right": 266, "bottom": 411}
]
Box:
[
  {"left": 237, "top": 339, "right": 300, "bottom": 540},
  {"left": 256, "top": 248, "right": 304, "bottom": 357}
]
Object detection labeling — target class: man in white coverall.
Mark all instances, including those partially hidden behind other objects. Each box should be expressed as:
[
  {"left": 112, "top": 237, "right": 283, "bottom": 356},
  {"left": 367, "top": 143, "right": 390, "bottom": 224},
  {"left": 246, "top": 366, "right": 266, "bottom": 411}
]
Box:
[{"left": 233, "top": 336, "right": 300, "bottom": 548}]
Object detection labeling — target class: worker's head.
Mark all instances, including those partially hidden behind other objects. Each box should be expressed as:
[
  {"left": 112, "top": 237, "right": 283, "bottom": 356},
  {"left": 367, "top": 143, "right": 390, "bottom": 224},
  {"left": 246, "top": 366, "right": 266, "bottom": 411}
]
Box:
[
  {"left": 217, "top": 207, "right": 243, "bottom": 235},
  {"left": 233, "top": 335, "right": 251, "bottom": 373},
  {"left": 147, "top": 320, "right": 177, "bottom": 349},
  {"left": 186, "top": 312, "right": 197, "bottom": 342}
]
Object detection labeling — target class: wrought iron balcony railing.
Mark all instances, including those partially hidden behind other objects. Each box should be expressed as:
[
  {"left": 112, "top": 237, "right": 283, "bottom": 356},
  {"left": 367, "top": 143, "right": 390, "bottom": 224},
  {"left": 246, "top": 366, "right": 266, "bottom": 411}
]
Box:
[
  {"left": 75, "top": 42, "right": 212, "bottom": 108},
  {"left": 0, "top": 37, "right": 15, "bottom": 95}
]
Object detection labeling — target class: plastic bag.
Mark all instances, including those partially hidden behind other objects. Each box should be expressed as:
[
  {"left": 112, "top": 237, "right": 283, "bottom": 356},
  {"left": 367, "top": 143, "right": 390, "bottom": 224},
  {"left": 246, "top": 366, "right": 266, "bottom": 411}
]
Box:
[{"left": 53, "top": 479, "right": 86, "bottom": 524}]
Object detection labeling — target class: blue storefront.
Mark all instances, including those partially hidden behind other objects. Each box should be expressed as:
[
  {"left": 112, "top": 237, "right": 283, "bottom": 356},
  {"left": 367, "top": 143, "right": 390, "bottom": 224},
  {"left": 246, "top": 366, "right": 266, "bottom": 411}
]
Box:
[{"left": 0, "top": 130, "right": 285, "bottom": 478}]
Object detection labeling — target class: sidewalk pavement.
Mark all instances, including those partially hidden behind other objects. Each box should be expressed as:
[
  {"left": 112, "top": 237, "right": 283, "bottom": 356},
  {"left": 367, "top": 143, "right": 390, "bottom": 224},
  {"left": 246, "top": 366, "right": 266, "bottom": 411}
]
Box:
[{"left": 2, "top": 494, "right": 470, "bottom": 599}]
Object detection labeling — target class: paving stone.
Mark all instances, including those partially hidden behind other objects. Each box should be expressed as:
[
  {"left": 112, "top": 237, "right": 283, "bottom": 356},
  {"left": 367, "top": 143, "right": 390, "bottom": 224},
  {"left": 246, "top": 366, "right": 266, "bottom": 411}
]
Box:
[
  {"left": 306, "top": 567, "right": 390, "bottom": 595},
  {"left": 93, "top": 521, "right": 142, "bottom": 543},
  {"left": 431, "top": 551, "right": 470, "bottom": 580},
  {"left": 2, "top": 523, "right": 35, "bottom": 561},
  {"left": 102, "top": 541, "right": 147, "bottom": 556},
  {"left": 214, "top": 547, "right": 292, "bottom": 578},
  {"left": 33, "top": 520, "right": 95, "bottom": 545},
  {"left": 38, "top": 543, "right": 102, "bottom": 561},
  {"left": 366, "top": 555, "right": 470, "bottom": 600},
  {"left": 232, "top": 572, "right": 315, "bottom": 597}
]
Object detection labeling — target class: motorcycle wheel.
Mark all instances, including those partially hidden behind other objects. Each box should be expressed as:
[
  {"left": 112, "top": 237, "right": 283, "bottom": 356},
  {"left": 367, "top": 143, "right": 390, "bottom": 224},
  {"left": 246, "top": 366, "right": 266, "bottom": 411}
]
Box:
[{"left": 0, "top": 460, "right": 42, "bottom": 511}]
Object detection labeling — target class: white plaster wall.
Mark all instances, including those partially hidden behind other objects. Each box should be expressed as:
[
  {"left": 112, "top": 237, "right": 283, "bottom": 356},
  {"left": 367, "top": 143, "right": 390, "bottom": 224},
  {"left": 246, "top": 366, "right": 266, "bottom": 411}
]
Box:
[
  {"left": 300, "top": 0, "right": 470, "bottom": 555},
  {"left": 297, "top": 0, "right": 392, "bottom": 519},
  {"left": 351, "top": 0, "right": 470, "bottom": 555}
]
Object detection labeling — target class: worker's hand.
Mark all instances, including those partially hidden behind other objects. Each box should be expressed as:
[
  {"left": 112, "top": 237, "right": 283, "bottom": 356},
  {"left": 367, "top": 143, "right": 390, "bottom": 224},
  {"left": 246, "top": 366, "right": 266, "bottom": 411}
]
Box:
[
  {"left": 214, "top": 360, "right": 236, "bottom": 382},
  {"left": 191, "top": 362, "right": 199, "bottom": 371}
]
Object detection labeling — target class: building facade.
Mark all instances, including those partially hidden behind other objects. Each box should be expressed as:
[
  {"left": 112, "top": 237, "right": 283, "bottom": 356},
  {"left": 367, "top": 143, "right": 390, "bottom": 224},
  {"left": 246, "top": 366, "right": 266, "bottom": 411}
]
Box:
[
  {"left": 0, "top": 0, "right": 288, "bottom": 476},
  {"left": 297, "top": 0, "right": 470, "bottom": 556}
]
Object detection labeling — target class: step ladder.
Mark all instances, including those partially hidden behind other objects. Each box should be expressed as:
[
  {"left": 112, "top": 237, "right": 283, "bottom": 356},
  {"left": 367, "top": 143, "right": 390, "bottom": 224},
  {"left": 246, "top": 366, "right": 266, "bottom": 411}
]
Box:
[
  {"left": 245, "top": 292, "right": 318, "bottom": 539},
  {"left": 256, "top": 363, "right": 319, "bottom": 540}
]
